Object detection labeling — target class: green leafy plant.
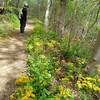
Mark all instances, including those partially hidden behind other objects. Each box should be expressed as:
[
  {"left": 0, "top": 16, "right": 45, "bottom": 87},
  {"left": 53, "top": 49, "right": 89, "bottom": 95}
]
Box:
[{"left": 11, "top": 21, "right": 98, "bottom": 100}]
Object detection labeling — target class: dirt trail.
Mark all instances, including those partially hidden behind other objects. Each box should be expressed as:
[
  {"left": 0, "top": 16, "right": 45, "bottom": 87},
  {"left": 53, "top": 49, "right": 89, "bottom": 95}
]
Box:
[{"left": 0, "top": 20, "right": 33, "bottom": 100}]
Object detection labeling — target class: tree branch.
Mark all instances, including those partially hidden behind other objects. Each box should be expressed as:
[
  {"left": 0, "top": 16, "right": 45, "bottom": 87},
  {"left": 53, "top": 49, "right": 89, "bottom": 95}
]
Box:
[{"left": 87, "top": 2, "right": 100, "bottom": 33}]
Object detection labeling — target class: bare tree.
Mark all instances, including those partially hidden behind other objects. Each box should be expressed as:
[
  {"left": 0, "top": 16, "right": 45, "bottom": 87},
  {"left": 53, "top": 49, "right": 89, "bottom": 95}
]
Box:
[
  {"left": 58, "top": 0, "right": 67, "bottom": 35},
  {"left": 84, "top": 31, "right": 100, "bottom": 73},
  {"left": 44, "top": 0, "right": 52, "bottom": 29}
]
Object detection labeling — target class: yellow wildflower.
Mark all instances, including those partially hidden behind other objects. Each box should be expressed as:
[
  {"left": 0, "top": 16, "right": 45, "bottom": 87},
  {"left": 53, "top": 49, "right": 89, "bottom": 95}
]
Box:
[
  {"left": 25, "top": 92, "right": 35, "bottom": 98},
  {"left": 51, "top": 40, "right": 57, "bottom": 44},
  {"left": 16, "top": 75, "right": 32, "bottom": 83},
  {"left": 94, "top": 86, "right": 100, "bottom": 91},
  {"left": 35, "top": 42, "right": 42, "bottom": 46},
  {"left": 47, "top": 42, "right": 54, "bottom": 48},
  {"left": 10, "top": 94, "right": 15, "bottom": 100},
  {"left": 59, "top": 85, "right": 64, "bottom": 95},
  {"left": 24, "top": 86, "right": 33, "bottom": 91},
  {"left": 76, "top": 57, "right": 86, "bottom": 65},
  {"left": 77, "top": 76, "right": 100, "bottom": 92},
  {"left": 59, "top": 86, "right": 72, "bottom": 97},
  {"left": 22, "top": 96, "right": 29, "bottom": 100},
  {"left": 97, "top": 69, "right": 100, "bottom": 72},
  {"left": 54, "top": 96, "right": 60, "bottom": 100},
  {"left": 97, "top": 78, "right": 100, "bottom": 82},
  {"left": 85, "top": 77, "right": 96, "bottom": 81}
]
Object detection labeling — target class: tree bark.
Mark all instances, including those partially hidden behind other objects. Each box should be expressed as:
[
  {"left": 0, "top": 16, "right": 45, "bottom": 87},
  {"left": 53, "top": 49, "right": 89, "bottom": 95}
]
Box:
[
  {"left": 87, "top": 2, "right": 100, "bottom": 34},
  {"left": 84, "top": 31, "right": 100, "bottom": 73},
  {"left": 93, "top": 31, "right": 100, "bottom": 62},
  {"left": 16, "top": 0, "right": 20, "bottom": 8},
  {"left": 44, "top": 0, "right": 52, "bottom": 29},
  {"left": 58, "top": 0, "right": 67, "bottom": 35}
]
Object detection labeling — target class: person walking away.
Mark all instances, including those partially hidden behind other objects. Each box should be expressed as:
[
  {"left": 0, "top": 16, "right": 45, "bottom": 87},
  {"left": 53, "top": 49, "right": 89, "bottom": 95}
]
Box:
[{"left": 19, "top": 3, "right": 28, "bottom": 33}]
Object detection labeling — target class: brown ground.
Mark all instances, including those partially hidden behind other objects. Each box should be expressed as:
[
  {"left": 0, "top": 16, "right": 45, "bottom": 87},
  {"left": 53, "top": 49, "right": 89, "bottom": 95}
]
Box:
[{"left": 0, "top": 20, "right": 33, "bottom": 100}]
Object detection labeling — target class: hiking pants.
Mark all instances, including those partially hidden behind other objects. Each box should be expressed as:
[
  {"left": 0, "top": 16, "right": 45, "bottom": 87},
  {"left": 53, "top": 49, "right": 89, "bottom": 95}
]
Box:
[{"left": 20, "top": 19, "right": 26, "bottom": 33}]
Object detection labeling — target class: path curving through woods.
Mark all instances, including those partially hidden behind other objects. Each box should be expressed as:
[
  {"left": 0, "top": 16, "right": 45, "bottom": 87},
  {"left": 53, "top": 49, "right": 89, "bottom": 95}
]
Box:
[{"left": 0, "top": 20, "right": 33, "bottom": 100}]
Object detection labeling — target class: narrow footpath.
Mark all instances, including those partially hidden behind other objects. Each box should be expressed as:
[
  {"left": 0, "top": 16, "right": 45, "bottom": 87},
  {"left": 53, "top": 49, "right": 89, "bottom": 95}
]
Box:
[{"left": 0, "top": 20, "right": 33, "bottom": 100}]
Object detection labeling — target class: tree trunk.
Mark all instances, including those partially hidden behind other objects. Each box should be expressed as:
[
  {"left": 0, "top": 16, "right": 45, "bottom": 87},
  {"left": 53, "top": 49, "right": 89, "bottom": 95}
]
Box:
[
  {"left": 16, "top": 0, "right": 20, "bottom": 8},
  {"left": 44, "top": 0, "right": 52, "bottom": 29},
  {"left": 84, "top": 31, "right": 100, "bottom": 73},
  {"left": 93, "top": 31, "right": 100, "bottom": 62},
  {"left": 58, "top": 0, "right": 67, "bottom": 35}
]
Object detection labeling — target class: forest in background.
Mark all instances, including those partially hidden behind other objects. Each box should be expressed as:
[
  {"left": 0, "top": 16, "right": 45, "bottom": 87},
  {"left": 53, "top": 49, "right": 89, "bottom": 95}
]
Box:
[{"left": 0, "top": 0, "right": 100, "bottom": 100}]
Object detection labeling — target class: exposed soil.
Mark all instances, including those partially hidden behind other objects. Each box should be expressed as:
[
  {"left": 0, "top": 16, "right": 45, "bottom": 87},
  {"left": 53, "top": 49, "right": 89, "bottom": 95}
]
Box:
[{"left": 0, "top": 20, "right": 33, "bottom": 100}]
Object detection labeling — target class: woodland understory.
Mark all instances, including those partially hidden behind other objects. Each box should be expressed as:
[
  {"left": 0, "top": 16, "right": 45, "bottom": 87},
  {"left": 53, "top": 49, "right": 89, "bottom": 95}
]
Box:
[{"left": 0, "top": 0, "right": 100, "bottom": 100}]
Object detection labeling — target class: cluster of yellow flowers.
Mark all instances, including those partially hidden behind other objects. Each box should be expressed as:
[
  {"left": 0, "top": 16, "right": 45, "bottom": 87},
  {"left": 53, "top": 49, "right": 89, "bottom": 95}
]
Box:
[
  {"left": 34, "top": 38, "right": 43, "bottom": 47},
  {"left": 34, "top": 39, "right": 58, "bottom": 50},
  {"left": 77, "top": 77, "right": 100, "bottom": 91},
  {"left": 21, "top": 86, "right": 35, "bottom": 100},
  {"left": 59, "top": 85, "right": 72, "bottom": 97},
  {"left": 15, "top": 75, "right": 33, "bottom": 83},
  {"left": 47, "top": 42, "right": 54, "bottom": 48},
  {"left": 50, "top": 40, "right": 57, "bottom": 45},
  {"left": 84, "top": 77, "right": 100, "bottom": 82},
  {"left": 47, "top": 40, "right": 57, "bottom": 48},
  {"left": 76, "top": 57, "right": 86, "bottom": 65},
  {"left": 35, "top": 42, "right": 42, "bottom": 47},
  {"left": 98, "top": 69, "right": 100, "bottom": 72},
  {"left": 10, "top": 86, "right": 35, "bottom": 100},
  {"left": 54, "top": 96, "right": 60, "bottom": 100}
]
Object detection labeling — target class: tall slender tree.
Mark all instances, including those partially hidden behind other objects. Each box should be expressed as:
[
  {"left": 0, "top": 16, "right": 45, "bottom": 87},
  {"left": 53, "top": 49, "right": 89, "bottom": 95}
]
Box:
[
  {"left": 44, "top": 0, "right": 52, "bottom": 29},
  {"left": 58, "top": 0, "right": 67, "bottom": 35}
]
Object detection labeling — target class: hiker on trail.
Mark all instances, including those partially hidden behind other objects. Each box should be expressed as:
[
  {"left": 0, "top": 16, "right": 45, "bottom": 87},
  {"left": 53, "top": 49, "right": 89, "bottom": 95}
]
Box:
[{"left": 19, "top": 3, "right": 29, "bottom": 33}]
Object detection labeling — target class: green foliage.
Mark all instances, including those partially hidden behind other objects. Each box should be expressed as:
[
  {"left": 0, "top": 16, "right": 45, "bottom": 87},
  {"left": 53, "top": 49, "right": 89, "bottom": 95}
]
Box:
[
  {"left": 69, "top": 42, "right": 91, "bottom": 59},
  {"left": 1, "top": 0, "right": 99, "bottom": 98},
  {"left": 0, "top": 13, "right": 19, "bottom": 37},
  {"left": 78, "top": 91, "right": 93, "bottom": 100},
  {"left": 5, "top": 13, "right": 19, "bottom": 27},
  {"left": 11, "top": 22, "right": 99, "bottom": 99},
  {"left": 59, "top": 36, "right": 91, "bottom": 60},
  {"left": 5, "top": 7, "right": 19, "bottom": 15}
]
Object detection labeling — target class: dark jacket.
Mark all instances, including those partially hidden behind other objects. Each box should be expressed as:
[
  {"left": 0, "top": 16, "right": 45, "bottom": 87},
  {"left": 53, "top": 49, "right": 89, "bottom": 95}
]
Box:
[{"left": 21, "top": 7, "right": 27, "bottom": 21}]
